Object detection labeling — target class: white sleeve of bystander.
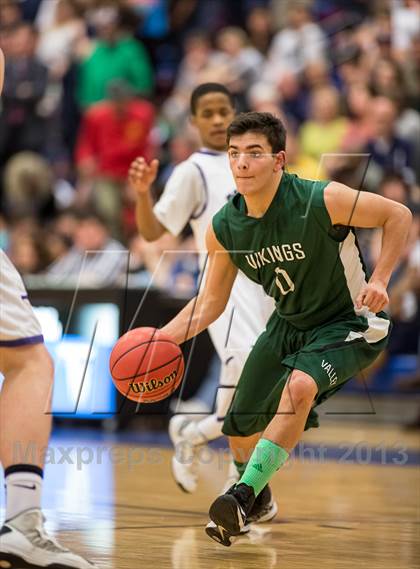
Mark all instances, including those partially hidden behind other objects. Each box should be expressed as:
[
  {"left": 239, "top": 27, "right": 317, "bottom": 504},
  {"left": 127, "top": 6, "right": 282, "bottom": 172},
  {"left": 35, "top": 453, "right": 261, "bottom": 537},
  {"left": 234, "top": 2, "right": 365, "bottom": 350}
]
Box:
[{"left": 153, "top": 161, "right": 204, "bottom": 237}]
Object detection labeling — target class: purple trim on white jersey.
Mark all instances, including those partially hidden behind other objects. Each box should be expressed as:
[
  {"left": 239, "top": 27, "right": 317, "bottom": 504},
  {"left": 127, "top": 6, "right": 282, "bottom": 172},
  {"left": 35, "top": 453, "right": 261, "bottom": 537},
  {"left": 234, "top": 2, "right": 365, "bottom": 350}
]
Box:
[
  {"left": 197, "top": 148, "right": 224, "bottom": 156},
  {"left": 0, "top": 335, "right": 44, "bottom": 347},
  {"left": 190, "top": 162, "right": 208, "bottom": 220}
]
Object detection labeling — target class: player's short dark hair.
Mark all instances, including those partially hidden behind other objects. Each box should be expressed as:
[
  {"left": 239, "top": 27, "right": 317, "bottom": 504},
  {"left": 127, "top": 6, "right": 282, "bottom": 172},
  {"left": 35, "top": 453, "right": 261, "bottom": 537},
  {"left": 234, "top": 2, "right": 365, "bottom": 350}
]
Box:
[
  {"left": 227, "top": 112, "right": 287, "bottom": 153},
  {"left": 190, "top": 83, "right": 235, "bottom": 115}
]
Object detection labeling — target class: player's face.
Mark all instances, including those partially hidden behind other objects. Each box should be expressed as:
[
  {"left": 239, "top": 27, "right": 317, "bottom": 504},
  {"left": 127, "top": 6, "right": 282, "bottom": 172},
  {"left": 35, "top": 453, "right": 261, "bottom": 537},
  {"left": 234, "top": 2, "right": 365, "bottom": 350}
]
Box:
[
  {"left": 228, "top": 132, "right": 285, "bottom": 195},
  {"left": 191, "top": 93, "right": 235, "bottom": 151}
]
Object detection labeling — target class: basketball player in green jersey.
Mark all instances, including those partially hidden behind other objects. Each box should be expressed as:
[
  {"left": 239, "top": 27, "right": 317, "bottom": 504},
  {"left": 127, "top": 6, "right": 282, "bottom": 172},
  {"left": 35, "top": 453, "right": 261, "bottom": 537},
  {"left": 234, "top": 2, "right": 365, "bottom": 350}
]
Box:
[{"left": 159, "top": 111, "right": 411, "bottom": 546}]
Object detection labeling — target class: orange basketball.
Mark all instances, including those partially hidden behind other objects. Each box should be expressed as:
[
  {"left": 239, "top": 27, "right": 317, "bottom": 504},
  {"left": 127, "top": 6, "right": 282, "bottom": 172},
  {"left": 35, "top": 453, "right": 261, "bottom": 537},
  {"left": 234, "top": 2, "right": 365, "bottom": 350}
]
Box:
[{"left": 109, "top": 327, "right": 184, "bottom": 404}]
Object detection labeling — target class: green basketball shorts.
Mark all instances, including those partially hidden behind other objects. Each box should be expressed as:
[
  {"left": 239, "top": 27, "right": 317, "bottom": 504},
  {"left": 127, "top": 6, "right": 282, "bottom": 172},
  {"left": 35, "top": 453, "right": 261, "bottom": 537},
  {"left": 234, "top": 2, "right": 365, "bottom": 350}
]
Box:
[{"left": 222, "top": 309, "right": 391, "bottom": 437}]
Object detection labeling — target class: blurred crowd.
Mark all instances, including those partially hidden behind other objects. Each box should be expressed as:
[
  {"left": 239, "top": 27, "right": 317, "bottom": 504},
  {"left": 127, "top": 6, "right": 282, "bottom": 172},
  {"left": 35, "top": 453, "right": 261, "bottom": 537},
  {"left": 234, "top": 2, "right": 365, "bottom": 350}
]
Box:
[{"left": 0, "top": 0, "right": 419, "bottom": 355}]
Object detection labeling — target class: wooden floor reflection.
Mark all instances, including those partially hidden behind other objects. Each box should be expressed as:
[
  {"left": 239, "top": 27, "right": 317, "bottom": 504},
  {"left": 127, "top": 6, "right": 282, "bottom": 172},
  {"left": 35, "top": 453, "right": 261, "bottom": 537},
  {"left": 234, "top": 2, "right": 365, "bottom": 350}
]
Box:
[{"left": 39, "top": 424, "right": 419, "bottom": 568}]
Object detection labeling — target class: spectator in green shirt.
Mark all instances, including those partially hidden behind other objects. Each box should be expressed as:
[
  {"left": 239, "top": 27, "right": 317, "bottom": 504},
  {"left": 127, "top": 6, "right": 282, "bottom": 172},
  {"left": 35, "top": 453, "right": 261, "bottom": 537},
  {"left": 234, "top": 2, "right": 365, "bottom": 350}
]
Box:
[{"left": 76, "top": 5, "right": 153, "bottom": 109}]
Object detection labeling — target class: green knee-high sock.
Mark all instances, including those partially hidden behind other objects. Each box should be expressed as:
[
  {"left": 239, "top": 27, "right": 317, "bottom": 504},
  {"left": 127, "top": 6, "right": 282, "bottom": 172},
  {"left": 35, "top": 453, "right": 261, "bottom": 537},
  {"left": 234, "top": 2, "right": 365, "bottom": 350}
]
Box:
[{"left": 239, "top": 438, "right": 289, "bottom": 497}]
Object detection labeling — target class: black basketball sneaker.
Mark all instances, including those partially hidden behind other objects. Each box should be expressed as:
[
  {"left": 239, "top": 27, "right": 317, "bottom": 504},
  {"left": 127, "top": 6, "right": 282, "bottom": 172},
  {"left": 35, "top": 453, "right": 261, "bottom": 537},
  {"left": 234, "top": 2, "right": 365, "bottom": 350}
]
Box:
[{"left": 205, "top": 484, "right": 278, "bottom": 546}]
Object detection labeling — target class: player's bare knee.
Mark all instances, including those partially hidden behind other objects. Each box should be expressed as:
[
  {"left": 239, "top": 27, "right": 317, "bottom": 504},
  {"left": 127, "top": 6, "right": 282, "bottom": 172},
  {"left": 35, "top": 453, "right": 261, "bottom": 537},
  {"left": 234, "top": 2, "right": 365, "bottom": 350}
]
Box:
[{"left": 286, "top": 371, "right": 318, "bottom": 406}]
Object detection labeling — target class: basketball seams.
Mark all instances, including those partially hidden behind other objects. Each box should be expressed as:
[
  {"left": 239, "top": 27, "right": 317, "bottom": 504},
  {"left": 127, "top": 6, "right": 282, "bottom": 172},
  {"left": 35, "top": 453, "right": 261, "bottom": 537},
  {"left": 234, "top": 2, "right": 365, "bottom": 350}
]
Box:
[{"left": 110, "top": 338, "right": 181, "bottom": 371}]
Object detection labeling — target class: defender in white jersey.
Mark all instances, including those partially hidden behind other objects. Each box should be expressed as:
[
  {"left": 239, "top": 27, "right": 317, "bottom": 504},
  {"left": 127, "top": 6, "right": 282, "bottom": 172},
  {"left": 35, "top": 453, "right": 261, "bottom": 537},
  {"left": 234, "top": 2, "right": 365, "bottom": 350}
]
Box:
[
  {"left": 0, "top": 48, "right": 97, "bottom": 569},
  {"left": 130, "top": 84, "right": 277, "bottom": 525}
]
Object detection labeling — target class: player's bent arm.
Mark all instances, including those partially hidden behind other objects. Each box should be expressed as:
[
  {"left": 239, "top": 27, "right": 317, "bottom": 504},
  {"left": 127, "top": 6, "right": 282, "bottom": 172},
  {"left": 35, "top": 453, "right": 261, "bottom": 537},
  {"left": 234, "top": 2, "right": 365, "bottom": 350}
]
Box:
[
  {"left": 135, "top": 192, "right": 167, "bottom": 241},
  {"left": 0, "top": 48, "right": 4, "bottom": 94},
  {"left": 325, "top": 182, "right": 412, "bottom": 312},
  {"left": 324, "top": 182, "right": 412, "bottom": 288},
  {"left": 129, "top": 157, "right": 167, "bottom": 241},
  {"left": 160, "top": 224, "right": 238, "bottom": 345}
]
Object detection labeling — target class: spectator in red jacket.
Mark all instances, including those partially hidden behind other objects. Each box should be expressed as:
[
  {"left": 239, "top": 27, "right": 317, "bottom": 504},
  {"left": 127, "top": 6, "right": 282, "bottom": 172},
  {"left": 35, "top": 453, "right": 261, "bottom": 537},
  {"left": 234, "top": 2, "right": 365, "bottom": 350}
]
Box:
[{"left": 76, "top": 79, "right": 155, "bottom": 238}]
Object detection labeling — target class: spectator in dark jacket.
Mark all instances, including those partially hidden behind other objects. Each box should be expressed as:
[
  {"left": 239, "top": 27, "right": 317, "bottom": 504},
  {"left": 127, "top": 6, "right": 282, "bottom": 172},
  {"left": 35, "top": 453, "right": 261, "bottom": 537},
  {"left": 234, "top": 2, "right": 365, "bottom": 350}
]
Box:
[
  {"left": 365, "top": 96, "right": 415, "bottom": 185},
  {"left": 0, "top": 22, "right": 48, "bottom": 165}
]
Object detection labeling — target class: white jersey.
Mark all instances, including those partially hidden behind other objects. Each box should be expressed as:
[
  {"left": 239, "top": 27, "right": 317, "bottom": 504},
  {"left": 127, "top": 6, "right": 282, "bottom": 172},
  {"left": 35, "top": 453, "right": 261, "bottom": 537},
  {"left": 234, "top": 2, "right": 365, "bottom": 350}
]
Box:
[
  {"left": 0, "top": 250, "right": 43, "bottom": 346},
  {"left": 154, "top": 149, "right": 235, "bottom": 261},
  {"left": 154, "top": 148, "right": 274, "bottom": 384}
]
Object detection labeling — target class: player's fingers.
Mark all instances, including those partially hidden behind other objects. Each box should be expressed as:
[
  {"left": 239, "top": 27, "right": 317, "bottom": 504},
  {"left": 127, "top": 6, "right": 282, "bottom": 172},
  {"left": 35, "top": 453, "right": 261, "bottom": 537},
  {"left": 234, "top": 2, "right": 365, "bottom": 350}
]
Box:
[
  {"left": 367, "top": 300, "right": 380, "bottom": 313},
  {"left": 132, "top": 163, "right": 148, "bottom": 178},
  {"left": 377, "top": 303, "right": 385, "bottom": 313},
  {"left": 135, "top": 163, "right": 148, "bottom": 175},
  {"left": 130, "top": 157, "right": 144, "bottom": 171},
  {"left": 366, "top": 292, "right": 388, "bottom": 313},
  {"left": 128, "top": 171, "right": 141, "bottom": 185},
  {"left": 362, "top": 289, "right": 376, "bottom": 307},
  {"left": 375, "top": 293, "right": 389, "bottom": 313},
  {"left": 355, "top": 288, "right": 366, "bottom": 309},
  {"left": 370, "top": 302, "right": 383, "bottom": 314},
  {"left": 150, "top": 159, "right": 159, "bottom": 175}
]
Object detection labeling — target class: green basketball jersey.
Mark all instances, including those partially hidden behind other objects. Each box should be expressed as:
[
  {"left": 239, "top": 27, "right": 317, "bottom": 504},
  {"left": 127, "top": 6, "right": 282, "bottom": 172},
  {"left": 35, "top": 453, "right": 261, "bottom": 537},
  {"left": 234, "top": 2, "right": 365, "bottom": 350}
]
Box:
[{"left": 212, "top": 171, "right": 372, "bottom": 331}]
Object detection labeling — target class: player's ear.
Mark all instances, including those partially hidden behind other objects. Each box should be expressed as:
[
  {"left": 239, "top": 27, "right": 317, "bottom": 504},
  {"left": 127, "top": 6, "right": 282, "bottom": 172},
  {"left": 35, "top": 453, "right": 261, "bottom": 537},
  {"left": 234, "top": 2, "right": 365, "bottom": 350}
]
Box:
[
  {"left": 273, "top": 151, "right": 285, "bottom": 172},
  {"left": 190, "top": 113, "right": 197, "bottom": 128}
]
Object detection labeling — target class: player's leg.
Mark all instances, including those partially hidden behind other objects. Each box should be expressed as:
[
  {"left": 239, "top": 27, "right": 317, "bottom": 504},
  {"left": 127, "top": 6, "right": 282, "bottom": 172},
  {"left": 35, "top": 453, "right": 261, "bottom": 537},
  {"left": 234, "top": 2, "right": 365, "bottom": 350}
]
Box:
[
  {"left": 169, "top": 352, "right": 271, "bottom": 496},
  {"left": 0, "top": 344, "right": 53, "bottom": 472},
  {"left": 168, "top": 303, "right": 250, "bottom": 493},
  {"left": 208, "top": 311, "right": 391, "bottom": 546},
  {"left": 224, "top": 368, "right": 316, "bottom": 502},
  {"left": 228, "top": 432, "right": 262, "bottom": 463},
  {"left": 0, "top": 344, "right": 53, "bottom": 547},
  {"left": 170, "top": 351, "right": 280, "bottom": 532},
  {"left": 0, "top": 254, "right": 97, "bottom": 568},
  {"left": 0, "top": 344, "right": 98, "bottom": 568},
  {"left": 169, "top": 352, "right": 241, "bottom": 493},
  {"left": 208, "top": 369, "right": 315, "bottom": 546},
  {"left": 205, "top": 315, "right": 293, "bottom": 545},
  {"left": 169, "top": 293, "right": 273, "bottom": 493},
  {"left": 169, "top": 270, "right": 274, "bottom": 491}
]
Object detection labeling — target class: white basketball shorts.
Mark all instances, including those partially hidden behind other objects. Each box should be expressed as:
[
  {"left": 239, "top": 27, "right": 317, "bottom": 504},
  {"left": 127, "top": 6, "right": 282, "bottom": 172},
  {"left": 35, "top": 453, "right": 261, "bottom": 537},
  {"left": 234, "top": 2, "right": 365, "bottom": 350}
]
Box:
[{"left": 0, "top": 250, "right": 43, "bottom": 346}]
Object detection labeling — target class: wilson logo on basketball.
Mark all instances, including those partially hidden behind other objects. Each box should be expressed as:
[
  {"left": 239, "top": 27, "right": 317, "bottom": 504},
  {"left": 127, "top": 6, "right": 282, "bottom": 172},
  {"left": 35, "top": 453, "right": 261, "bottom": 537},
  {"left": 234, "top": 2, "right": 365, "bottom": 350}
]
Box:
[{"left": 129, "top": 370, "right": 178, "bottom": 394}]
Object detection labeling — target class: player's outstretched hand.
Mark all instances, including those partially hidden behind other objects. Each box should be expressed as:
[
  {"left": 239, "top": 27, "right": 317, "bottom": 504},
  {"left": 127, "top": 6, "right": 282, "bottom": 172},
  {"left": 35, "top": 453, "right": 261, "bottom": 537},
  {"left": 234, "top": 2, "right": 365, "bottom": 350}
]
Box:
[
  {"left": 355, "top": 280, "right": 389, "bottom": 314},
  {"left": 128, "top": 157, "right": 159, "bottom": 195}
]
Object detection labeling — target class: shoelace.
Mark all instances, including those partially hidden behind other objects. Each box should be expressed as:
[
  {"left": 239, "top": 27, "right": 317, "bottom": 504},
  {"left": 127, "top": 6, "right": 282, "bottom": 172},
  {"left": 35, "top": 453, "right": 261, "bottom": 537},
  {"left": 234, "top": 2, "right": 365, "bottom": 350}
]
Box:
[{"left": 231, "top": 484, "right": 255, "bottom": 515}]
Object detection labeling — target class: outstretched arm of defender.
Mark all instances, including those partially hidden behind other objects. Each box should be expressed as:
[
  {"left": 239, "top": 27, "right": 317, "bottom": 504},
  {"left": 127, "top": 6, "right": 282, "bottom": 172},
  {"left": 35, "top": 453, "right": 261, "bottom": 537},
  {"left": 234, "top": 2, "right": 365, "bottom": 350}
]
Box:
[
  {"left": 324, "top": 182, "right": 412, "bottom": 313},
  {"left": 160, "top": 224, "right": 238, "bottom": 344}
]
